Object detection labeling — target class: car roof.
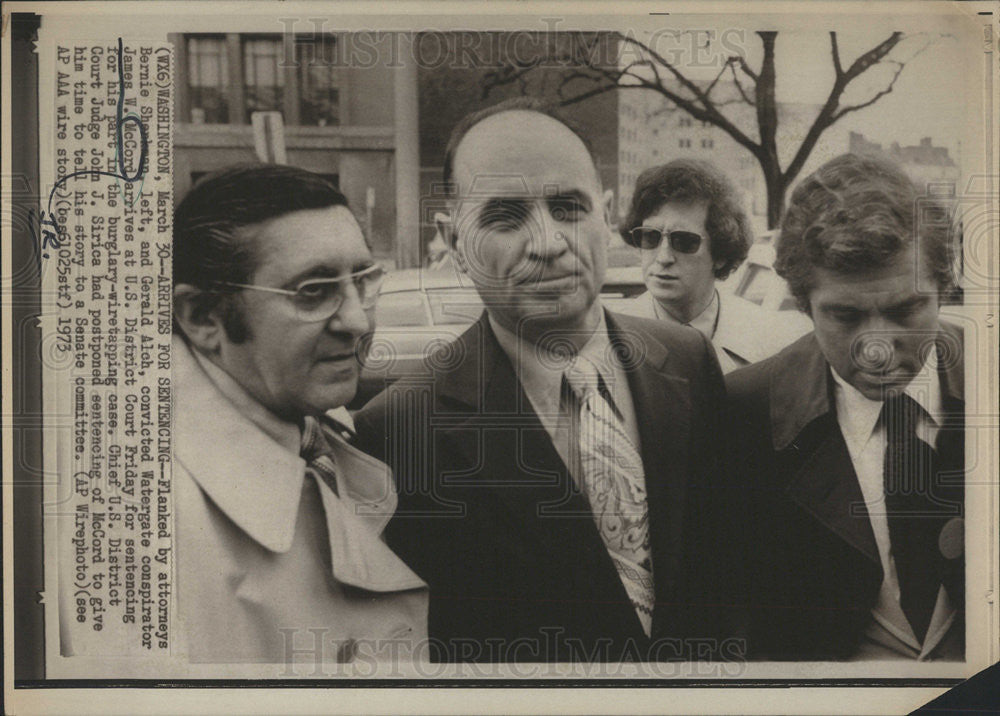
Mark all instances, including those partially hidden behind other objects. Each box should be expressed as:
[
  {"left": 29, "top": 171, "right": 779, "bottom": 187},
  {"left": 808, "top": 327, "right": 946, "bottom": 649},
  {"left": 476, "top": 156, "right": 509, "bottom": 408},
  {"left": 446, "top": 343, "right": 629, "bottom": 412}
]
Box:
[
  {"left": 381, "top": 266, "right": 644, "bottom": 295},
  {"left": 380, "top": 267, "right": 476, "bottom": 294}
]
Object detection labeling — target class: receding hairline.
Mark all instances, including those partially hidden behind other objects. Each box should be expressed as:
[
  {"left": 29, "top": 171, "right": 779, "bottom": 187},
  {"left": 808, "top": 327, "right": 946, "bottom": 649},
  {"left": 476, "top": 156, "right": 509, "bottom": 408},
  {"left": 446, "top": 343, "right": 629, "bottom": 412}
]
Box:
[
  {"left": 232, "top": 204, "right": 367, "bottom": 280},
  {"left": 449, "top": 109, "right": 602, "bottom": 195}
]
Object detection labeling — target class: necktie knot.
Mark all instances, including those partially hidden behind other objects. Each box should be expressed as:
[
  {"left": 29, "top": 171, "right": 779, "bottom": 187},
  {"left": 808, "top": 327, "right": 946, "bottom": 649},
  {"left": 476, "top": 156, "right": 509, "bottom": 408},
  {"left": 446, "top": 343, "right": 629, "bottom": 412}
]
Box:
[
  {"left": 880, "top": 392, "right": 926, "bottom": 442},
  {"left": 300, "top": 416, "right": 334, "bottom": 461},
  {"left": 564, "top": 354, "right": 601, "bottom": 401},
  {"left": 301, "top": 416, "right": 339, "bottom": 495}
]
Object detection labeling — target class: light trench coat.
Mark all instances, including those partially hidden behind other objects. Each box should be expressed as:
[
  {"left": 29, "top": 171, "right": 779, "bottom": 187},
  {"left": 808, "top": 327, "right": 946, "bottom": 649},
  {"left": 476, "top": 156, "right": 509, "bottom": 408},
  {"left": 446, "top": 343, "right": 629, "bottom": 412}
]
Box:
[{"left": 172, "top": 335, "right": 428, "bottom": 669}]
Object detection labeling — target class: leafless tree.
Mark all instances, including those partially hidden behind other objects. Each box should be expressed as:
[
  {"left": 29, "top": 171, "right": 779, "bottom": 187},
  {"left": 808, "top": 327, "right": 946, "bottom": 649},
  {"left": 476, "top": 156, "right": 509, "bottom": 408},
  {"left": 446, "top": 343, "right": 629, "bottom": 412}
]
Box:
[{"left": 483, "top": 31, "right": 935, "bottom": 228}]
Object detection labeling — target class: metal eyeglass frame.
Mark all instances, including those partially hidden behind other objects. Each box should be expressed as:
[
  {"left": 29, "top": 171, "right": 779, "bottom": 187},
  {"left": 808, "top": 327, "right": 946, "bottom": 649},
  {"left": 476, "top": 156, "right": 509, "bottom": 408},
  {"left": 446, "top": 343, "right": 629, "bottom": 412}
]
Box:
[{"left": 212, "top": 263, "right": 386, "bottom": 322}]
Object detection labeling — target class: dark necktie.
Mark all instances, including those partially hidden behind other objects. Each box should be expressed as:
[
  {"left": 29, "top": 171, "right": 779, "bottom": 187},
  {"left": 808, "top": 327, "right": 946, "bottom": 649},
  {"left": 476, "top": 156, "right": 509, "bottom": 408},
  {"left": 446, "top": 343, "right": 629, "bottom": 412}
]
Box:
[
  {"left": 881, "top": 393, "right": 941, "bottom": 643},
  {"left": 300, "top": 415, "right": 340, "bottom": 496}
]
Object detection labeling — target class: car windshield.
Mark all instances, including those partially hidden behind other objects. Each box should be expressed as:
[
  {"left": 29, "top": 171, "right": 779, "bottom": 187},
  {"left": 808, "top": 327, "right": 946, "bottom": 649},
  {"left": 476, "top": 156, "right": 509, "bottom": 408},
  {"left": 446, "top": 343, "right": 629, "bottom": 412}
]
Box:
[
  {"left": 427, "top": 289, "right": 484, "bottom": 325},
  {"left": 374, "top": 291, "right": 431, "bottom": 327}
]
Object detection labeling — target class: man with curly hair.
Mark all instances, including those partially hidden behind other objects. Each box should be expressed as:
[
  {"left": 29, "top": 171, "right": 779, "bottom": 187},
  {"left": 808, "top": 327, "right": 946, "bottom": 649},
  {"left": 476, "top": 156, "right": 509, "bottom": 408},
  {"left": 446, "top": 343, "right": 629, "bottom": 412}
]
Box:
[
  {"left": 727, "top": 152, "right": 964, "bottom": 661},
  {"left": 618, "top": 159, "right": 807, "bottom": 372}
]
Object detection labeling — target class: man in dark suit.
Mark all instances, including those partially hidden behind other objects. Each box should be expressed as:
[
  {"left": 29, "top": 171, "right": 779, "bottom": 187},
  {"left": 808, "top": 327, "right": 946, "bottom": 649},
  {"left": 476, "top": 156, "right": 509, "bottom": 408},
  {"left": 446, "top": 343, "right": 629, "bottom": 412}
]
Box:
[
  {"left": 354, "top": 98, "right": 738, "bottom": 663},
  {"left": 727, "top": 153, "right": 964, "bottom": 661}
]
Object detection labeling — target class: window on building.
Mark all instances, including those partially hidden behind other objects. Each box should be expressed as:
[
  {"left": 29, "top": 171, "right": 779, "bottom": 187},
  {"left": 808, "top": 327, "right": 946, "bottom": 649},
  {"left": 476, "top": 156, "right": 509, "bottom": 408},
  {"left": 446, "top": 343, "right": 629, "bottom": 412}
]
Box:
[
  {"left": 679, "top": 138, "right": 691, "bottom": 149},
  {"left": 679, "top": 117, "right": 693, "bottom": 128},
  {"left": 187, "top": 36, "right": 228, "bottom": 124},
  {"left": 243, "top": 36, "right": 285, "bottom": 121},
  {"left": 295, "top": 34, "right": 341, "bottom": 126},
  {"left": 701, "top": 138, "right": 714, "bottom": 149}
]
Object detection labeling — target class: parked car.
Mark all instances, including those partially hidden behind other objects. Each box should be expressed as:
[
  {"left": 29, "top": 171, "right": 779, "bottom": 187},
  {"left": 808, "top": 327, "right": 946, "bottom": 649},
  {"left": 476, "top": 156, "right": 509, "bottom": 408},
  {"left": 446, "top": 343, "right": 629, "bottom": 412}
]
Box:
[
  {"left": 353, "top": 266, "right": 644, "bottom": 406},
  {"left": 353, "top": 246, "right": 816, "bottom": 407}
]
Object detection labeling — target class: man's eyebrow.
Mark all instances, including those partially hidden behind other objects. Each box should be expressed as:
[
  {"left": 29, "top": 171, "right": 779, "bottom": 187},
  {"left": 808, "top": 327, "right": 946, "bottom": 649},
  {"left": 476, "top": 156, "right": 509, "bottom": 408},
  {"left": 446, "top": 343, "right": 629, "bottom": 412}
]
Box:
[
  {"left": 817, "top": 301, "right": 864, "bottom": 312},
  {"left": 284, "top": 260, "right": 374, "bottom": 287},
  {"left": 546, "top": 189, "right": 592, "bottom": 208},
  {"left": 883, "top": 294, "right": 929, "bottom": 311},
  {"left": 480, "top": 196, "right": 530, "bottom": 210}
]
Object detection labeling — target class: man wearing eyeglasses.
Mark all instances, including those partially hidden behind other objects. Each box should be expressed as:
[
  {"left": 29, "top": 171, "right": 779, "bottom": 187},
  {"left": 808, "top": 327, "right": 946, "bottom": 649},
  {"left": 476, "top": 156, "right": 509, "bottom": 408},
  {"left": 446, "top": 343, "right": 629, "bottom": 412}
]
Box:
[
  {"left": 354, "top": 99, "right": 741, "bottom": 663},
  {"left": 617, "top": 159, "right": 805, "bottom": 373},
  {"left": 171, "top": 164, "right": 427, "bottom": 668}
]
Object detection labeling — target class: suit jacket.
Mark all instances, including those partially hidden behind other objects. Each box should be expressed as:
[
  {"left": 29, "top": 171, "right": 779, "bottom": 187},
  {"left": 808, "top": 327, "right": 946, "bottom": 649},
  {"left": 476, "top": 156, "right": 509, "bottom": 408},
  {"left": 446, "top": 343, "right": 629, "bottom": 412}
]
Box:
[
  {"left": 617, "top": 289, "right": 811, "bottom": 373},
  {"left": 725, "top": 324, "right": 965, "bottom": 660},
  {"left": 173, "top": 336, "right": 428, "bottom": 666},
  {"left": 353, "top": 310, "right": 739, "bottom": 662}
]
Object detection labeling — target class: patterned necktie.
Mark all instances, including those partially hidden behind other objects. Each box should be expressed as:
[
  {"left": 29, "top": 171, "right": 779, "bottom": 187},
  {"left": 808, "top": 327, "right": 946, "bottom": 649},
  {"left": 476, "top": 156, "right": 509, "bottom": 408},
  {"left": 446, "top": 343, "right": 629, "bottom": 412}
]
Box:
[
  {"left": 882, "top": 392, "right": 942, "bottom": 643},
  {"left": 301, "top": 415, "right": 340, "bottom": 496},
  {"left": 564, "top": 354, "right": 654, "bottom": 636}
]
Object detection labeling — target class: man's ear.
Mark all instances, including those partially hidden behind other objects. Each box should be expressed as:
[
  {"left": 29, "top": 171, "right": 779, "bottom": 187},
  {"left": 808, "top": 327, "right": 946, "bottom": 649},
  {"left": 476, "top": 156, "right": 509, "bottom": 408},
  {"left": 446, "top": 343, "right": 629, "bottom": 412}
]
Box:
[
  {"left": 601, "top": 188, "right": 616, "bottom": 244},
  {"left": 173, "top": 284, "right": 226, "bottom": 353},
  {"left": 436, "top": 210, "right": 469, "bottom": 274}
]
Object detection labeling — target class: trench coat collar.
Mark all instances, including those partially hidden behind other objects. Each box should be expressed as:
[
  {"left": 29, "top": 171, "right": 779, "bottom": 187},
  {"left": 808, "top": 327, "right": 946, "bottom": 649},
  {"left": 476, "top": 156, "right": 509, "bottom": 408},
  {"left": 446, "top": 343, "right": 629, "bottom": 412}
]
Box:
[{"left": 172, "top": 336, "right": 413, "bottom": 592}]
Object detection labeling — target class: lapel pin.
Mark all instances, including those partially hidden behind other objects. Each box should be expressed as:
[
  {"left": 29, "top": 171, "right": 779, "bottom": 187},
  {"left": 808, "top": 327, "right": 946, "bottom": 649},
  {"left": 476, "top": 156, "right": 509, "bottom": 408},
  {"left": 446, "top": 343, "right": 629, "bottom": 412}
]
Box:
[{"left": 939, "top": 517, "right": 964, "bottom": 560}]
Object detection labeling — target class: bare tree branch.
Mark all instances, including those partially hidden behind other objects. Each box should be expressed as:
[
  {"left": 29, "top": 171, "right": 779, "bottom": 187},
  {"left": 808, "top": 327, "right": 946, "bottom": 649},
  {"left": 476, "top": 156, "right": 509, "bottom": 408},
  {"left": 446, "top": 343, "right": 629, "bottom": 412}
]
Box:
[
  {"left": 479, "top": 28, "right": 929, "bottom": 228},
  {"left": 727, "top": 60, "right": 756, "bottom": 106},
  {"left": 703, "top": 61, "right": 731, "bottom": 98},
  {"left": 783, "top": 31, "right": 905, "bottom": 186},
  {"left": 733, "top": 55, "right": 759, "bottom": 83},
  {"left": 832, "top": 60, "right": 905, "bottom": 121},
  {"left": 830, "top": 32, "right": 843, "bottom": 77},
  {"left": 842, "top": 31, "right": 904, "bottom": 81},
  {"left": 481, "top": 57, "right": 543, "bottom": 100}
]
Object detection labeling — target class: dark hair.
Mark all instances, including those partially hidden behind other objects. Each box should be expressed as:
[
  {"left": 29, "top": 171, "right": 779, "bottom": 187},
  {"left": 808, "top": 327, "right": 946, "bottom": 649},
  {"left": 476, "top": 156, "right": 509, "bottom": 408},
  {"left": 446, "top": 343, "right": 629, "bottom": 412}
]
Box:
[
  {"left": 441, "top": 97, "right": 598, "bottom": 195},
  {"left": 775, "top": 152, "right": 956, "bottom": 312},
  {"left": 173, "top": 163, "right": 350, "bottom": 340},
  {"left": 619, "top": 159, "right": 751, "bottom": 280}
]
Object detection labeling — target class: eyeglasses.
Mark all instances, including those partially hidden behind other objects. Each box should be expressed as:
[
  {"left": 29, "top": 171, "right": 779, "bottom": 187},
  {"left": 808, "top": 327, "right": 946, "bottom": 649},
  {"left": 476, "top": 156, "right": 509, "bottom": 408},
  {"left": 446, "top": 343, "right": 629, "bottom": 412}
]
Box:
[
  {"left": 214, "top": 264, "right": 386, "bottom": 322},
  {"left": 629, "top": 227, "right": 703, "bottom": 254}
]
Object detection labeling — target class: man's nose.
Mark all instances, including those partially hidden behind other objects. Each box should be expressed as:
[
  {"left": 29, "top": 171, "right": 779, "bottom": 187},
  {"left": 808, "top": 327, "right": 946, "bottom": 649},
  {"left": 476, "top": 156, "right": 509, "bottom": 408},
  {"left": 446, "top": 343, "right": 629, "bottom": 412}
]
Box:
[
  {"left": 654, "top": 237, "right": 676, "bottom": 266},
  {"left": 326, "top": 284, "right": 371, "bottom": 337},
  {"left": 528, "top": 208, "right": 570, "bottom": 259},
  {"left": 854, "top": 320, "right": 899, "bottom": 371}
]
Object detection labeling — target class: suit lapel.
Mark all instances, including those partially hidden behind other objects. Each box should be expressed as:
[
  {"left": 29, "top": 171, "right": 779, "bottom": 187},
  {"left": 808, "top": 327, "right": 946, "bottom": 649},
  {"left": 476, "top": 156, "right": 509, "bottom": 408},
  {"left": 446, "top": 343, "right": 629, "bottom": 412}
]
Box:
[
  {"left": 784, "top": 414, "right": 881, "bottom": 567},
  {"left": 435, "top": 314, "right": 602, "bottom": 557},
  {"left": 770, "top": 335, "right": 881, "bottom": 568},
  {"left": 605, "top": 312, "right": 693, "bottom": 632}
]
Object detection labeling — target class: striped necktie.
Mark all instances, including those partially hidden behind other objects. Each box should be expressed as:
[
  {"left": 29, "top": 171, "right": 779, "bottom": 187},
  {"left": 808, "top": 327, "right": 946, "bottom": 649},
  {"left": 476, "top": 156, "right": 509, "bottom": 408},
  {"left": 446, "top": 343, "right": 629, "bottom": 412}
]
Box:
[
  {"left": 564, "top": 354, "right": 654, "bottom": 636},
  {"left": 301, "top": 415, "right": 340, "bottom": 496}
]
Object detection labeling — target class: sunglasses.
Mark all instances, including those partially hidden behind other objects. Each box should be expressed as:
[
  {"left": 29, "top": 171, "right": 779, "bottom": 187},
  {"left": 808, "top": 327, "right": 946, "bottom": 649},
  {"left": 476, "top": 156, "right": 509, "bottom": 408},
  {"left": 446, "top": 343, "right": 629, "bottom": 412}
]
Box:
[{"left": 629, "top": 227, "right": 703, "bottom": 254}]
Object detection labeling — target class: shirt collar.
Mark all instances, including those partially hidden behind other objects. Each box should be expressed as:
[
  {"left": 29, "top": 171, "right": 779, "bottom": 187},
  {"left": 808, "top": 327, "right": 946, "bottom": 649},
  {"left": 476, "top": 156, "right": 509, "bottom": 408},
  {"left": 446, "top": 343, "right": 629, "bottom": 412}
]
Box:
[
  {"left": 653, "top": 288, "right": 720, "bottom": 339},
  {"left": 489, "top": 308, "right": 615, "bottom": 417},
  {"left": 830, "top": 367, "right": 884, "bottom": 455},
  {"left": 902, "top": 349, "right": 943, "bottom": 426},
  {"left": 830, "top": 352, "right": 943, "bottom": 454}
]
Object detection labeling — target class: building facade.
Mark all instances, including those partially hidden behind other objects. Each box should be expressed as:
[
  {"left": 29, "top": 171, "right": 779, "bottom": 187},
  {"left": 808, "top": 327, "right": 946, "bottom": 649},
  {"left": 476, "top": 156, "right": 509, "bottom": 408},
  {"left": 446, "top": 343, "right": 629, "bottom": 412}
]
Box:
[{"left": 169, "top": 32, "right": 414, "bottom": 264}]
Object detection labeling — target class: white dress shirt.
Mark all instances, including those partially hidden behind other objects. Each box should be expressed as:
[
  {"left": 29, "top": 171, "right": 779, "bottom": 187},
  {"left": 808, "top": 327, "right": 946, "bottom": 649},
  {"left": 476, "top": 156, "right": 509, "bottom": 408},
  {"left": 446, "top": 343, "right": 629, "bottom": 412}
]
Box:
[
  {"left": 489, "top": 309, "right": 643, "bottom": 478},
  {"left": 650, "top": 288, "right": 721, "bottom": 341},
  {"left": 831, "top": 355, "right": 957, "bottom": 660}
]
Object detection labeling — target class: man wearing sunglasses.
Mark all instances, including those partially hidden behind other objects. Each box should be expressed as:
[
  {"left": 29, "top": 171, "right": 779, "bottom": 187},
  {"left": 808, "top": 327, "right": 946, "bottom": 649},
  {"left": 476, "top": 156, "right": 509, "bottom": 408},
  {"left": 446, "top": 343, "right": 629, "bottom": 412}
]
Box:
[
  {"left": 171, "top": 164, "right": 427, "bottom": 668},
  {"left": 618, "top": 159, "right": 804, "bottom": 373},
  {"left": 355, "top": 99, "right": 740, "bottom": 663}
]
